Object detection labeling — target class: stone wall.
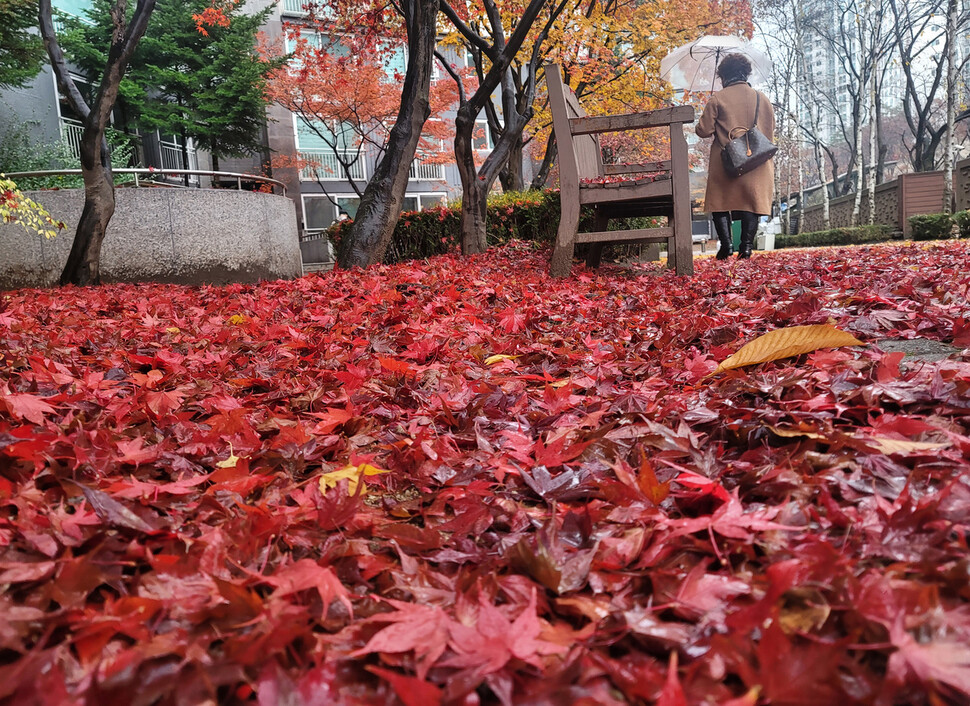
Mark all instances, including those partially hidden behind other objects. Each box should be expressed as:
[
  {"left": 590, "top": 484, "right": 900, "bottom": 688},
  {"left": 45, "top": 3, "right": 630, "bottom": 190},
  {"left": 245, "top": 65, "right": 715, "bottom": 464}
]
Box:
[
  {"left": 1, "top": 188, "right": 302, "bottom": 289},
  {"left": 799, "top": 181, "right": 901, "bottom": 234}
]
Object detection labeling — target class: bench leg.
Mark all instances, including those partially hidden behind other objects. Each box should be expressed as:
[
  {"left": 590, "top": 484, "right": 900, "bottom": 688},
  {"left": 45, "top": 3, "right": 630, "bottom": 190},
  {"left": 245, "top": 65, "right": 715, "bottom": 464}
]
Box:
[
  {"left": 671, "top": 208, "right": 693, "bottom": 276},
  {"left": 551, "top": 196, "right": 581, "bottom": 277},
  {"left": 669, "top": 122, "right": 694, "bottom": 276},
  {"left": 585, "top": 212, "right": 608, "bottom": 268}
]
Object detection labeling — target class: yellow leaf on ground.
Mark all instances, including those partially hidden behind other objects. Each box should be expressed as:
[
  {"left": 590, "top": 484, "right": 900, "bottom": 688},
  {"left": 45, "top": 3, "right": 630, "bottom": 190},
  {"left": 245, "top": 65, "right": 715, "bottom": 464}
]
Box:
[
  {"left": 227, "top": 314, "right": 248, "bottom": 325},
  {"left": 165, "top": 326, "right": 180, "bottom": 334},
  {"left": 864, "top": 437, "right": 950, "bottom": 455},
  {"left": 319, "top": 463, "right": 390, "bottom": 496},
  {"left": 484, "top": 354, "right": 519, "bottom": 365},
  {"left": 714, "top": 325, "right": 864, "bottom": 374},
  {"left": 216, "top": 445, "right": 241, "bottom": 468},
  {"left": 769, "top": 427, "right": 826, "bottom": 440}
]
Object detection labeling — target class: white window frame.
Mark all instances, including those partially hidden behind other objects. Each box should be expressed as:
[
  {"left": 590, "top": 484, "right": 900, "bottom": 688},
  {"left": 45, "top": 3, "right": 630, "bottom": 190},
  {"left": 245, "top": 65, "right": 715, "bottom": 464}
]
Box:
[
  {"left": 301, "top": 193, "right": 352, "bottom": 228},
  {"left": 473, "top": 118, "right": 494, "bottom": 151},
  {"left": 402, "top": 192, "right": 449, "bottom": 213},
  {"left": 293, "top": 114, "right": 367, "bottom": 182}
]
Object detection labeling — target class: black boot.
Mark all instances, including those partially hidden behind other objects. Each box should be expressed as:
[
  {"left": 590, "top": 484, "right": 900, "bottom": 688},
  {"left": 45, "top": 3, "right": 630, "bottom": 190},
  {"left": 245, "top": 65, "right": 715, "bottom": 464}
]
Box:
[
  {"left": 712, "top": 212, "right": 733, "bottom": 260},
  {"left": 737, "top": 212, "right": 759, "bottom": 259}
]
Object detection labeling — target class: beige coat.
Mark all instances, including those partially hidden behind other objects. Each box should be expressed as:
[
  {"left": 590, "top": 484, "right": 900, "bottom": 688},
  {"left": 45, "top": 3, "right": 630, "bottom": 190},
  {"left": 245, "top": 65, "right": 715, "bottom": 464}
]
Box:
[{"left": 696, "top": 83, "right": 776, "bottom": 215}]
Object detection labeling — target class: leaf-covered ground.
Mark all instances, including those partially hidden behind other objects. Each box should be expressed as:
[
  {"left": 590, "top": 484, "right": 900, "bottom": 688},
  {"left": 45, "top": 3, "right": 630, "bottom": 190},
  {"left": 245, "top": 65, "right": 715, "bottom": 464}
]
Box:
[{"left": 2, "top": 241, "right": 970, "bottom": 705}]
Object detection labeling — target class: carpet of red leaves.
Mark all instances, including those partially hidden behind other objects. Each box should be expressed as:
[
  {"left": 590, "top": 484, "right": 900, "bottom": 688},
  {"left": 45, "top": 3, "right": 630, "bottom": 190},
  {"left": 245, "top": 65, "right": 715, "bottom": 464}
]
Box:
[{"left": 3, "top": 241, "right": 970, "bottom": 705}]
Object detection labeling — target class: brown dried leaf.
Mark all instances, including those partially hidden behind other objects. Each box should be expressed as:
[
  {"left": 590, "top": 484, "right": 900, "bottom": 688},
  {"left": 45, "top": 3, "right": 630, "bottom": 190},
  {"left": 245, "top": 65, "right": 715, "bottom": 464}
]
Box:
[{"left": 714, "top": 325, "right": 864, "bottom": 374}]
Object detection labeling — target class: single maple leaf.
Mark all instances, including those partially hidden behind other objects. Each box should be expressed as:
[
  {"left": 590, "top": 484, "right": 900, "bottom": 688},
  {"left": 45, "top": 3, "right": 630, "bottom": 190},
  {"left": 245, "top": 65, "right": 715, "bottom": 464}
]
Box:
[
  {"left": 262, "top": 558, "right": 353, "bottom": 618},
  {"left": 2, "top": 392, "right": 57, "bottom": 425},
  {"left": 442, "top": 589, "right": 566, "bottom": 673},
  {"left": 887, "top": 618, "right": 970, "bottom": 697},
  {"left": 318, "top": 463, "right": 389, "bottom": 496},
  {"left": 352, "top": 600, "right": 451, "bottom": 680}
]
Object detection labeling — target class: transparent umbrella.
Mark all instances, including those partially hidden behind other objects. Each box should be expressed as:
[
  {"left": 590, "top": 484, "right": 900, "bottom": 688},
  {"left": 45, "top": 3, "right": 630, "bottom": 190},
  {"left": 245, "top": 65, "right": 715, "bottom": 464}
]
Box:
[{"left": 660, "top": 36, "right": 772, "bottom": 92}]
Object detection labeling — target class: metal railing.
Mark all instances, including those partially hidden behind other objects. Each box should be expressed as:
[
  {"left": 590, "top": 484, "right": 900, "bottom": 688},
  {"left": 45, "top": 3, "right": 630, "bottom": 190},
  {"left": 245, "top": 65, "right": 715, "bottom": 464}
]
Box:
[
  {"left": 409, "top": 160, "right": 445, "bottom": 181},
  {"left": 299, "top": 150, "right": 365, "bottom": 181},
  {"left": 6, "top": 168, "right": 287, "bottom": 196},
  {"left": 159, "top": 141, "right": 200, "bottom": 184},
  {"left": 60, "top": 118, "right": 84, "bottom": 161},
  {"left": 281, "top": 0, "right": 309, "bottom": 14}
]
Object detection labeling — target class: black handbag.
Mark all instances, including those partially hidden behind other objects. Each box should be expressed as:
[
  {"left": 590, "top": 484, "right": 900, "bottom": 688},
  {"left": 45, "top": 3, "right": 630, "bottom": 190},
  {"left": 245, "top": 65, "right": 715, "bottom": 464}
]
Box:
[{"left": 719, "top": 92, "right": 777, "bottom": 178}]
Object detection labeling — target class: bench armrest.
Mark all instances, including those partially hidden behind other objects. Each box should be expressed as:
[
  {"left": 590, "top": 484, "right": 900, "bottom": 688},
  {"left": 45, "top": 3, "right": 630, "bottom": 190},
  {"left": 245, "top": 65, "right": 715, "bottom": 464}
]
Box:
[{"left": 569, "top": 106, "right": 695, "bottom": 135}]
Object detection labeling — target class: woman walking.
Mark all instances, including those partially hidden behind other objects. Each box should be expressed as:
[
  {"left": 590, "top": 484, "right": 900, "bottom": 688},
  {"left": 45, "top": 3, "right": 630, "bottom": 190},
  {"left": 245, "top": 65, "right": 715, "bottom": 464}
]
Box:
[{"left": 696, "top": 54, "right": 776, "bottom": 259}]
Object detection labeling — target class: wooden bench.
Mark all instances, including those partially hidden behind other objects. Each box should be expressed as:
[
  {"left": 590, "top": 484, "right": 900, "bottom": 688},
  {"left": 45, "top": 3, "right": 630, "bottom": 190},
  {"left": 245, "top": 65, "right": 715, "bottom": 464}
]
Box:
[{"left": 546, "top": 64, "right": 695, "bottom": 277}]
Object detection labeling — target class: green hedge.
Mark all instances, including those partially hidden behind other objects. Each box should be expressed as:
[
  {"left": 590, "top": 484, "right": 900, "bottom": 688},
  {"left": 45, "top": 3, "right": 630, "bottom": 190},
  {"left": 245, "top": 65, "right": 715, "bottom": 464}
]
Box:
[
  {"left": 327, "top": 190, "right": 663, "bottom": 264},
  {"left": 775, "top": 224, "right": 894, "bottom": 249},
  {"left": 909, "top": 213, "right": 955, "bottom": 241},
  {"left": 952, "top": 210, "right": 970, "bottom": 239},
  {"left": 908, "top": 211, "right": 970, "bottom": 240}
]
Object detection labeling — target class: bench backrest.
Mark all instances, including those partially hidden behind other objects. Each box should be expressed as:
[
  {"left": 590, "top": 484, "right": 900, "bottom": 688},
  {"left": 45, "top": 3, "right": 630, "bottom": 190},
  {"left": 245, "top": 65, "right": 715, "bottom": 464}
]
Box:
[{"left": 546, "top": 66, "right": 603, "bottom": 186}]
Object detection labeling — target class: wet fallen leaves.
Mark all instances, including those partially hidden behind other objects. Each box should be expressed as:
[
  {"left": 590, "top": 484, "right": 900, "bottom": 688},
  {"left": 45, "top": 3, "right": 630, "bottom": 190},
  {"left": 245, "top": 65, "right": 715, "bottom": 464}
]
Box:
[{"left": 2, "top": 241, "right": 970, "bottom": 704}]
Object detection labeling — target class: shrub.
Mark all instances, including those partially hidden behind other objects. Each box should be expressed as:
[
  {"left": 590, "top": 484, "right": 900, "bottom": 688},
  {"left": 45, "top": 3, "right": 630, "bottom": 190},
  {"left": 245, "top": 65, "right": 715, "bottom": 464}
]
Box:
[
  {"left": 327, "top": 190, "right": 664, "bottom": 264},
  {"left": 950, "top": 210, "right": 970, "bottom": 239},
  {"left": 0, "top": 122, "right": 137, "bottom": 190},
  {"left": 775, "top": 224, "right": 894, "bottom": 249},
  {"left": 909, "top": 213, "right": 954, "bottom": 241}
]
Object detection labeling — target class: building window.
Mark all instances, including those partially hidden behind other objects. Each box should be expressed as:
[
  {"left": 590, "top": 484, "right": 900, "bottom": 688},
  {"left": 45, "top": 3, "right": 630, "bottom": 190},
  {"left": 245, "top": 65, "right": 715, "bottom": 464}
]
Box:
[
  {"left": 473, "top": 119, "right": 493, "bottom": 151},
  {"left": 295, "top": 116, "right": 366, "bottom": 181},
  {"left": 302, "top": 195, "right": 361, "bottom": 230},
  {"left": 402, "top": 193, "right": 448, "bottom": 213}
]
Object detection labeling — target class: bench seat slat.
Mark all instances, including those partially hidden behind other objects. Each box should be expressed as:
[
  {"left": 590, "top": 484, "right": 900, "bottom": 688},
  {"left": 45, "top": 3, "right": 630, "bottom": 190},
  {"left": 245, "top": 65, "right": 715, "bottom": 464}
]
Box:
[{"left": 575, "top": 227, "right": 671, "bottom": 244}]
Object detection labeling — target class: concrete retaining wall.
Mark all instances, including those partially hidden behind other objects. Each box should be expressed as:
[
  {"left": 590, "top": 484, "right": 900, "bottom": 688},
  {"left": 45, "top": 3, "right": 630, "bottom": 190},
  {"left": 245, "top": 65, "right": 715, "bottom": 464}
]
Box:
[{"left": 1, "top": 188, "right": 302, "bottom": 289}]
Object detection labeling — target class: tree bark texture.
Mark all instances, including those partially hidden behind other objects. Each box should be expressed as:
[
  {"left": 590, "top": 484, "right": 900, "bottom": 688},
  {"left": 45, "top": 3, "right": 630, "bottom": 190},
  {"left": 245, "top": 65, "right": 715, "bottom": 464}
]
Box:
[
  {"left": 943, "top": 0, "right": 958, "bottom": 214},
  {"left": 337, "top": 0, "right": 437, "bottom": 268},
  {"left": 499, "top": 134, "right": 525, "bottom": 193}
]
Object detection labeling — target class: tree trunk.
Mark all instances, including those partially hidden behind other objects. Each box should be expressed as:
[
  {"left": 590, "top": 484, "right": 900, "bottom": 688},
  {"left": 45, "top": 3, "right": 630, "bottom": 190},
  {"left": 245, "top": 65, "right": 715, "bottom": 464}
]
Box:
[
  {"left": 943, "top": 0, "right": 958, "bottom": 214},
  {"left": 455, "top": 109, "right": 488, "bottom": 253},
  {"left": 795, "top": 136, "right": 804, "bottom": 234},
  {"left": 530, "top": 132, "right": 556, "bottom": 190},
  {"left": 460, "top": 184, "right": 489, "bottom": 253},
  {"left": 336, "top": 0, "right": 437, "bottom": 268},
  {"left": 499, "top": 134, "right": 525, "bottom": 192},
  {"left": 61, "top": 134, "right": 114, "bottom": 286},
  {"left": 867, "top": 61, "right": 878, "bottom": 224},
  {"left": 815, "top": 138, "right": 830, "bottom": 229}
]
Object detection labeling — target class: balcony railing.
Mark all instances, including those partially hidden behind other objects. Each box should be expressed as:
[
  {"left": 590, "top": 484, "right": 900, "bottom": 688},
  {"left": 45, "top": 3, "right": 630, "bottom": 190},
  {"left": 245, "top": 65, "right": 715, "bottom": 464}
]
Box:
[
  {"left": 53, "top": 10, "right": 92, "bottom": 33},
  {"left": 281, "top": 0, "right": 309, "bottom": 15},
  {"left": 299, "top": 150, "right": 365, "bottom": 181},
  {"left": 409, "top": 160, "right": 445, "bottom": 181},
  {"left": 159, "top": 141, "right": 200, "bottom": 184},
  {"left": 59, "top": 118, "right": 84, "bottom": 161}
]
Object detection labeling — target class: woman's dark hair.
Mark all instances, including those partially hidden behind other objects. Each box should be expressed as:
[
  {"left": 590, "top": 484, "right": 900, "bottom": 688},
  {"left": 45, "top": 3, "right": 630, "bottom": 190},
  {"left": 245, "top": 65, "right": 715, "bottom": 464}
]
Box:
[{"left": 717, "top": 54, "right": 752, "bottom": 85}]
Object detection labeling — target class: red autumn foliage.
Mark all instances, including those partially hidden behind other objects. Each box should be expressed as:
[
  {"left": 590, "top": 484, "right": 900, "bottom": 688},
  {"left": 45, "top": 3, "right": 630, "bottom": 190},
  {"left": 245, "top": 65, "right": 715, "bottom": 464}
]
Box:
[{"left": 2, "top": 241, "right": 970, "bottom": 703}]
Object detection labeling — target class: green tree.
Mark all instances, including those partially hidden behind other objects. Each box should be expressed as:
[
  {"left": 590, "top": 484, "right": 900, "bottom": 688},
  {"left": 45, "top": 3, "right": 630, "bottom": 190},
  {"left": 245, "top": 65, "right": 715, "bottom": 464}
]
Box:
[
  {"left": 63, "top": 0, "right": 280, "bottom": 170},
  {"left": 0, "top": 0, "right": 46, "bottom": 88}
]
